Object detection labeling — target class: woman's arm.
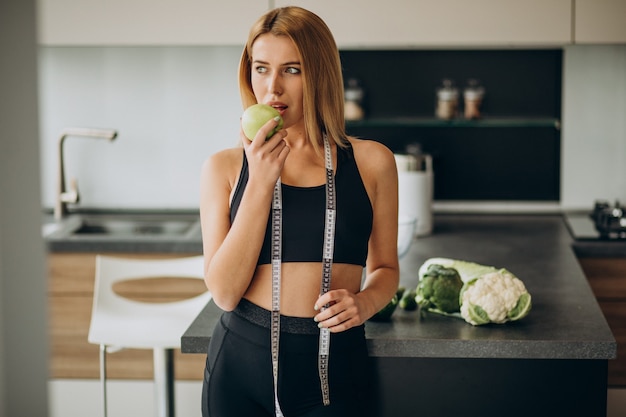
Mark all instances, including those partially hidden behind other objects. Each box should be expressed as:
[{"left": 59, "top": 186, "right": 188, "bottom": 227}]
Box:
[
  {"left": 200, "top": 120, "right": 288, "bottom": 311},
  {"left": 357, "top": 139, "right": 401, "bottom": 318},
  {"left": 314, "top": 138, "right": 400, "bottom": 331}
]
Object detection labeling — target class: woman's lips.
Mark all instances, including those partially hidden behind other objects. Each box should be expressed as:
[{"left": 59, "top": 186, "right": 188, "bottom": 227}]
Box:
[{"left": 269, "top": 102, "right": 288, "bottom": 116}]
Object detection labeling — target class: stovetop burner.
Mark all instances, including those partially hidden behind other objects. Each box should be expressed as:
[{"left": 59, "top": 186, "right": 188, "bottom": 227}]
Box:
[
  {"left": 564, "top": 200, "right": 626, "bottom": 241},
  {"left": 591, "top": 200, "right": 626, "bottom": 239}
]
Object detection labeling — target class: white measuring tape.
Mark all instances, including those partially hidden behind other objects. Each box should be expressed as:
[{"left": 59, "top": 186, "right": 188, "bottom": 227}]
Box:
[{"left": 270, "top": 136, "right": 335, "bottom": 416}]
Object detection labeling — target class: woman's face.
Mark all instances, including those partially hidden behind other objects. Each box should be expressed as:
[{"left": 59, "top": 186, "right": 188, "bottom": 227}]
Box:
[{"left": 250, "top": 34, "right": 304, "bottom": 131}]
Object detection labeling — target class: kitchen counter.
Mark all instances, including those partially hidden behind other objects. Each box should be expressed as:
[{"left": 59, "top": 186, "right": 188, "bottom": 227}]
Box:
[
  {"left": 182, "top": 214, "right": 615, "bottom": 359},
  {"left": 181, "top": 214, "right": 616, "bottom": 417}
]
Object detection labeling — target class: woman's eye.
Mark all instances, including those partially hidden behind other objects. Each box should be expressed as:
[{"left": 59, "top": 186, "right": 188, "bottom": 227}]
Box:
[
  {"left": 285, "top": 67, "right": 301, "bottom": 75},
  {"left": 255, "top": 66, "right": 267, "bottom": 74}
]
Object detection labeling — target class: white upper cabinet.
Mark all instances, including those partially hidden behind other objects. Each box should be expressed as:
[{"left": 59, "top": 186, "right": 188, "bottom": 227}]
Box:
[
  {"left": 43, "top": 0, "right": 604, "bottom": 47},
  {"left": 575, "top": 0, "right": 626, "bottom": 44},
  {"left": 37, "top": 0, "right": 268, "bottom": 45},
  {"left": 275, "top": 0, "right": 572, "bottom": 48}
]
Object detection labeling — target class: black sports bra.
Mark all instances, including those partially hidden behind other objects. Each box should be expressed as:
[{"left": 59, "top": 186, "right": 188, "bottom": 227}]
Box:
[{"left": 230, "top": 145, "right": 373, "bottom": 267}]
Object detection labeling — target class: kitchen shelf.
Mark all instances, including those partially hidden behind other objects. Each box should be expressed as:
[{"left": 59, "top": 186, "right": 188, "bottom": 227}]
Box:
[{"left": 346, "top": 117, "right": 561, "bottom": 130}]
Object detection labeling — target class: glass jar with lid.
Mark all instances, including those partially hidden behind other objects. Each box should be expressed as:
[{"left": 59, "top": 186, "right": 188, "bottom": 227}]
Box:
[
  {"left": 344, "top": 78, "right": 365, "bottom": 121},
  {"left": 435, "top": 79, "right": 459, "bottom": 120},
  {"left": 463, "top": 79, "right": 485, "bottom": 120}
]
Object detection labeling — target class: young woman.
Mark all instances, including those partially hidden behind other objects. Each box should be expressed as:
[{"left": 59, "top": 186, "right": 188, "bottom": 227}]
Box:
[{"left": 199, "top": 6, "right": 399, "bottom": 417}]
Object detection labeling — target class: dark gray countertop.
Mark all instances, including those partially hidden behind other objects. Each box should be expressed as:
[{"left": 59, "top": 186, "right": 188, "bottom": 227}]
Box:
[{"left": 181, "top": 214, "right": 617, "bottom": 360}]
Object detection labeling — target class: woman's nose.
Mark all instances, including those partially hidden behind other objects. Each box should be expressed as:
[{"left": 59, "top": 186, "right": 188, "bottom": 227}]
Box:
[{"left": 268, "top": 74, "right": 282, "bottom": 96}]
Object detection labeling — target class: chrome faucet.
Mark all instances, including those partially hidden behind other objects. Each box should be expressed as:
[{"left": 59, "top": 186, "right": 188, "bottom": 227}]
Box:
[{"left": 54, "top": 127, "right": 118, "bottom": 221}]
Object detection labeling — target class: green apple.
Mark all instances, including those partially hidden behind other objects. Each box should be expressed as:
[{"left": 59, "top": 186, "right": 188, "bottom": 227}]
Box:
[{"left": 241, "top": 104, "right": 284, "bottom": 141}]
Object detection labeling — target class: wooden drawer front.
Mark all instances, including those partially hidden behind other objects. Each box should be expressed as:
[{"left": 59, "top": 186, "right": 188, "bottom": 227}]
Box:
[
  {"left": 48, "top": 253, "right": 207, "bottom": 380},
  {"left": 578, "top": 257, "right": 626, "bottom": 387},
  {"left": 578, "top": 258, "right": 626, "bottom": 299},
  {"left": 48, "top": 253, "right": 97, "bottom": 295},
  {"left": 599, "top": 301, "right": 626, "bottom": 386}
]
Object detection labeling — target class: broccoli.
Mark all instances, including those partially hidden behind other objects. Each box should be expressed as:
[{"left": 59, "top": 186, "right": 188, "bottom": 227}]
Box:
[{"left": 415, "top": 264, "right": 464, "bottom": 313}]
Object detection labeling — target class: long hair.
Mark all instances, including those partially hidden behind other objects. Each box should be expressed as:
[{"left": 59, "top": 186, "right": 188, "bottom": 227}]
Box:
[{"left": 238, "top": 6, "right": 348, "bottom": 153}]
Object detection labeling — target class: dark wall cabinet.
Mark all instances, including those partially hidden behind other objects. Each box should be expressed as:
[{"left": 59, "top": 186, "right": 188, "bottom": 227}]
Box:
[{"left": 341, "top": 49, "right": 562, "bottom": 202}]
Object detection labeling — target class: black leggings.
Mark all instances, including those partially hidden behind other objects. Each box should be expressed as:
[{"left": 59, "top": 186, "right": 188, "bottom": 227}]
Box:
[{"left": 201, "top": 299, "right": 377, "bottom": 417}]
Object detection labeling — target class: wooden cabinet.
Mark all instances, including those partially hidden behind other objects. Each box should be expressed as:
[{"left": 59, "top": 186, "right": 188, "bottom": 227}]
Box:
[
  {"left": 578, "top": 257, "right": 626, "bottom": 387},
  {"left": 575, "top": 0, "right": 626, "bottom": 44},
  {"left": 48, "top": 253, "right": 207, "bottom": 380},
  {"left": 276, "top": 0, "right": 572, "bottom": 47},
  {"left": 37, "top": 0, "right": 268, "bottom": 45}
]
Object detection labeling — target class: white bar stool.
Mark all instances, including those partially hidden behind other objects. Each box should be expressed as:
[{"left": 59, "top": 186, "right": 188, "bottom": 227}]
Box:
[{"left": 88, "top": 255, "right": 211, "bottom": 417}]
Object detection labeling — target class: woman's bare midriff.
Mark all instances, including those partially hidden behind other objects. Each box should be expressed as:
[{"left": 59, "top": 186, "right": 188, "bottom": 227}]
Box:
[{"left": 243, "top": 262, "right": 364, "bottom": 317}]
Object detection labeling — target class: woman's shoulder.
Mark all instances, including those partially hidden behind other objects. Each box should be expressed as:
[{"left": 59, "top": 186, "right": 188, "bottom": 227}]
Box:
[
  {"left": 203, "top": 146, "right": 243, "bottom": 169},
  {"left": 346, "top": 136, "right": 396, "bottom": 171},
  {"left": 345, "top": 136, "right": 397, "bottom": 202},
  {"left": 201, "top": 146, "right": 245, "bottom": 187}
]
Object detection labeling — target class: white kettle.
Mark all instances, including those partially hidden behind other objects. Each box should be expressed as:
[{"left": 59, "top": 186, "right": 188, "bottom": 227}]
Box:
[{"left": 394, "top": 152, "right": 434, "bottom": 236}]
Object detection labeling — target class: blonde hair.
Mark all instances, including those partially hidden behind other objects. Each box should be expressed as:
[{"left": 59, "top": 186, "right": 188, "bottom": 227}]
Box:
[{"left": 239, "top": 6, "right": 348, "bottom": 153}]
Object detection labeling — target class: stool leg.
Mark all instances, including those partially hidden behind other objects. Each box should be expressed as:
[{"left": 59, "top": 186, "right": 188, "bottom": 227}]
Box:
[
  {"left": 153, "top": 348, "right": 175, "bottom": 417},
  {"left": 99, "top": 344, "right": 108, "bottom": 417}
]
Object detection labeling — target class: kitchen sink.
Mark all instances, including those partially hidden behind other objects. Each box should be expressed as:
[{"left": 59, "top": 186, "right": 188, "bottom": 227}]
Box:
[
  {"left": 58, "top": 214, "right": 200, "bottom": 238},
  {"left": 74, "top": 217, "right": 194, "bottom": 236}
]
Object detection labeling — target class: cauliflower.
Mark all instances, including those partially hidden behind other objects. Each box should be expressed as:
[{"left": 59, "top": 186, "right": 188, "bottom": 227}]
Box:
[
  {"left": 415, "top": 264, "right": 464, "bottom": 313},
  {"left": 460, "top": 269, "right": 532, "bottom": 326}
]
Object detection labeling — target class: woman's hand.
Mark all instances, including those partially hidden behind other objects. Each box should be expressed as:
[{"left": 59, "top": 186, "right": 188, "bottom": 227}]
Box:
[
  {"left": 313, "top": 289, "right": 373, "bottom": 333},
  {"left": 241, "top": 116, "right": 289, "bottom": 188}
]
